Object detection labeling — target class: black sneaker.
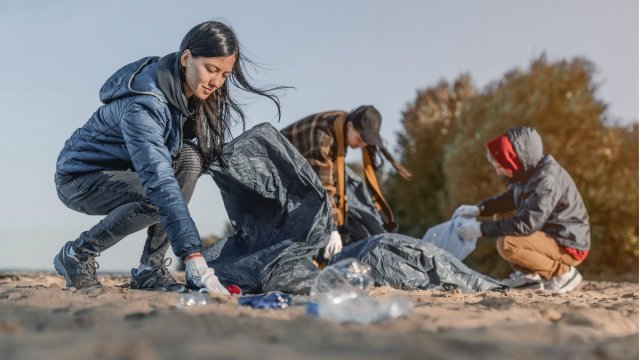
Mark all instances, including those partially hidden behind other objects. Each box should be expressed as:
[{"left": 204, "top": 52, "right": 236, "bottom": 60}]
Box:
[
  {"left": 502, "top": 271, "right": 543, "bottom": 290},
  {"left": 54, "top": 241, "right": 101, "bottom": 289},
  {"left": 129, "top": 258, "right": 186, "bottom": 292}
]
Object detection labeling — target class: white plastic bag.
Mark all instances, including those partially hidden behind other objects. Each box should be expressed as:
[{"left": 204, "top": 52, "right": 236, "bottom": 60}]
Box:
[{"left": 421, "top": 217, "right": 477, "bottom": 260}]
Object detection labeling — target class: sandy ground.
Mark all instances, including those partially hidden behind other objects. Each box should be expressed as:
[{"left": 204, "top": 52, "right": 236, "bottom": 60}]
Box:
[{"left": 0, "top": 271, "right": 637, "bottom": 360}]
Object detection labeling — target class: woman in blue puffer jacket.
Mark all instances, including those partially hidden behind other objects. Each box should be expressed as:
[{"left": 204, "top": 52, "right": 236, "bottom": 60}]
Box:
[{"left": 54, "top": 21, "right": 283, "bottom": 293}]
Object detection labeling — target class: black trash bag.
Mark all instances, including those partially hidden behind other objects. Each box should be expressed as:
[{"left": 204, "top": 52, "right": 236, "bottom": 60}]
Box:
[
  {"left": 202, "top": 123, "right": 332, "bottom": 294},
  {"left": 340, "top": 167, "right": 387, "bottom": 245},
  {"left": 330, "top": 233, "right": 504, "bottom": 292}
]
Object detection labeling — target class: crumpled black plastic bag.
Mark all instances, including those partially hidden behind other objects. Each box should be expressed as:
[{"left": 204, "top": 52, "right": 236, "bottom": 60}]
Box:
[
  {"left": 340, "top": 167, "right": 387, "bottom": 244},
  {"left": 200, "top": 123, "right": 500, "bottom": 294},
  {"left": 202, "top": 123, "right": 332, "bottom": 294},
  {"left": 330, "top": 233, "right": 504, "bottom": 292}
]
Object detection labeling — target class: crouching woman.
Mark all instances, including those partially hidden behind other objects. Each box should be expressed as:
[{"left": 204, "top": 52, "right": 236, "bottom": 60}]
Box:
[{"left": 53, "top": 21, "right": 283, "bottom": 293}]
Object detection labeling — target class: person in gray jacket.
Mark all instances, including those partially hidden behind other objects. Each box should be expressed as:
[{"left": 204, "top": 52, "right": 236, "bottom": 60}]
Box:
[
  {"left": 54, "top": 21, "right": 283, "bottom": 293},
  {"left": 454, "top": 126, "right": 590, "bottom": 293}
]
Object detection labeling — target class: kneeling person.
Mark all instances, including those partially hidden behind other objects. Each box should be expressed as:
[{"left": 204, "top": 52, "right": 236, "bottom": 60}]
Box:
[{"left": 455, "top": 126, "right": 590, "bottom": 293}]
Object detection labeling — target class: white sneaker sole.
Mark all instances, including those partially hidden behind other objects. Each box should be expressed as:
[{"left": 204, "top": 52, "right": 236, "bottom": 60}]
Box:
[{"left": 555, "top": 271, "right": 583, "bottom": 294}]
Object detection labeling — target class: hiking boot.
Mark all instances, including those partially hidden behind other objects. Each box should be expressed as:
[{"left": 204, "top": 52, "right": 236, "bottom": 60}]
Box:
[
  {"left": 502, "top": 270, "right": 543, "bottom": 290},
  {"left": 130, "top": 258, "right": 186, "bottom": 292},
  {"left": 544, "top": 266, "right": 582, "bottom": 294},
  {"left": 54, "top": 241, "right": 101, "bottom": 289}
]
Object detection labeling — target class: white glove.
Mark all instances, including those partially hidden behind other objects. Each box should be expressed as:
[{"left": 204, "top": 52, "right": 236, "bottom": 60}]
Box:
[
  {"left": 184, "top": 254, "right": 230, "bottom": 295},
  {"left": 323, "top": 231, "right": 343, "bottom": 259},
  {"left": 457, "top": 220, "right": 482, "bottom": 241},
  {"left": 453, "top": 204, "right": 480, "bottom": 218}
]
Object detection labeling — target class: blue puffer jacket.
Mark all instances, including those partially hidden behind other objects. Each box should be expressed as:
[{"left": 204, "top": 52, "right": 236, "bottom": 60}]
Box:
[{"left": 56, "top": 55, "right": 202, "bottom": 258}]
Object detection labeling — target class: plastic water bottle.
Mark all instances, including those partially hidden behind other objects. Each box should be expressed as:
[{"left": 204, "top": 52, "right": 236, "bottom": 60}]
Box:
[
  {"left": 177, "top": 291, "right": 210, "bottom": 308},
  {"left": 309, "top": 258, "right": 374, "bottom": 297},
  {"left": 307, "top": 258, "right": 414, "bottom": 324},
  {"left": 308, "top": 290, "right": 413, "bottom": 324}
]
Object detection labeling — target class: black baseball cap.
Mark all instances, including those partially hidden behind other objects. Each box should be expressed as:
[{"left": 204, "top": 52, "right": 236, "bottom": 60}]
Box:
[{"left": 347, "top": 105, "right": 383, "bottom": 146}]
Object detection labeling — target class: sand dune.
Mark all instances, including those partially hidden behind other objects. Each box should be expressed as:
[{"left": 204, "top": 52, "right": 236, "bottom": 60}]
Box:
[{"left": 0, "top": 271, "right": 637, "bottom": 360}]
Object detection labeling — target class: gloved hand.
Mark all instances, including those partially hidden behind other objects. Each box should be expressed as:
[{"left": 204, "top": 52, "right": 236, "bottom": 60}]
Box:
[
  {"left": 453, "top": 204, "right": 480, "bottom": 218},
  {"left": 457, "top": 220, "right": 482, "bottom": 241},
  {"left": 184, "top": 253, "right": 230, "bottom": 294},
  {"left": 323, "top": 230, "right": 343, "bottom": 259}
]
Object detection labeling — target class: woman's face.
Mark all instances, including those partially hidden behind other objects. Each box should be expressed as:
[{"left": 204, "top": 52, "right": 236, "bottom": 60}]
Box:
[
  {"left": 486, "top": 151, "right": 513, "bottom": 178},
  {"left": 180, "top": 50, "right": 236, "bottom": 100},
  {"left": 346, "top": 122, "right": 367, "bottom": 149}
]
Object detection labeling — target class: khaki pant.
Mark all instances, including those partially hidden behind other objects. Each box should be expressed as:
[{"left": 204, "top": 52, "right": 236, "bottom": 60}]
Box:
[{"left": 496, "top": 232, "right": 583, "bottom": 279}]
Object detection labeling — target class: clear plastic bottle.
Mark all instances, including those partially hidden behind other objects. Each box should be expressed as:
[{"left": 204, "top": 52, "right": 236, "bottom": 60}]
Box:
[
  {"left": 309, "top": 257, "right": 374, "bottom": 297},
  {"left": 307, "top": 258, "right": 414, "bottom": 324},
  {"left": 177, "top": 291, "right": 210, "bottom": 308}
]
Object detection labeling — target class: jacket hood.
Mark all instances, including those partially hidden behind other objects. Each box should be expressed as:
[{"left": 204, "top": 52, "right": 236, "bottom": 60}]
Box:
[
  {"left": 156, "top": 52, "right": 192, "bottom": 118},
  {"left": 505, "top": 126, "right": 544, "bottom": 172},
  {"left": 99, "top": 57, "right": 164, "bottom": 104},
  {"left": 98, "top": 53, "right": 192, "bottom": 119}
]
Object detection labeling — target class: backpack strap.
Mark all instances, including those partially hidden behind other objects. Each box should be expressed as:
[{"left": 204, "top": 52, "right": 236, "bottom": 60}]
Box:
[
  {"left": 363, "top": 148, "right": 398, "bottom": 232},
  {"left": 332, "top": 114, "right": 348, "bottom": 226}
]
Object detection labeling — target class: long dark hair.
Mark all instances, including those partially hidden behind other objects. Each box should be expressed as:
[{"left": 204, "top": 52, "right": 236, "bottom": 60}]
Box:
[
  {"left": 366, "top": 144, "right": 413, "bottom": 180},
  {"left": 179, "top": 21, "right": 286, "bottom": 165}
]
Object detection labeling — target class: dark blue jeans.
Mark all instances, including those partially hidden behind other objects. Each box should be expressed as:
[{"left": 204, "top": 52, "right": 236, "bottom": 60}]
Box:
[{"left": 55, "top": 143, "right": 204, "bottom": 266}]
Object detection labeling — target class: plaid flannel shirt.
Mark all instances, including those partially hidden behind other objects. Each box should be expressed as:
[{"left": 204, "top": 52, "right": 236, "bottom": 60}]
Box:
[{"left": 281, "top": 111, "right": 347, "bottom": 226}]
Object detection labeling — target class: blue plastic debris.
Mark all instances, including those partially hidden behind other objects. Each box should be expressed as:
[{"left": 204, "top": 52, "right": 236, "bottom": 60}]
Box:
[{"left": 237, "top": 291, "right": 292, "bottom": 309}]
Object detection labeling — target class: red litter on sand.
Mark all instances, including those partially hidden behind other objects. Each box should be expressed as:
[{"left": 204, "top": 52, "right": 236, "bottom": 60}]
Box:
[{"left": 226, "top": 285, "right": 242, "bottom": 295}]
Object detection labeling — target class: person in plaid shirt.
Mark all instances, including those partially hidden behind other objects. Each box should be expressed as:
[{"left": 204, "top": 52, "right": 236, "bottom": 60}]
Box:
[{"left": 281, "top": 105, "right": 411, "bottom": 260}]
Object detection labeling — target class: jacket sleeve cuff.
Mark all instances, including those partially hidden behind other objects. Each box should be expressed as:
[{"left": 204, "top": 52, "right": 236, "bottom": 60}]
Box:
[
  {"left": 478, "top": 200, "right": 493, "bottom": 217},
  {"left": 480, "top": 221, "right": 498, "bottom": 237},
  {"left": 179, "top": 246, "right": 204, "bottom": 260}
]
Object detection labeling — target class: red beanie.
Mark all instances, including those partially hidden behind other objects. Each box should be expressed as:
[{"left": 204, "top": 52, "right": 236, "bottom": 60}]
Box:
[{"left": 486, "top": 133, "right": 520, "bottom": 175}]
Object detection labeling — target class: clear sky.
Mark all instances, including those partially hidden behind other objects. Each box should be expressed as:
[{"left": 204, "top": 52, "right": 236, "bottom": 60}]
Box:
[{"left": 0, "top": 0, "right": 637, "bottom": 271}]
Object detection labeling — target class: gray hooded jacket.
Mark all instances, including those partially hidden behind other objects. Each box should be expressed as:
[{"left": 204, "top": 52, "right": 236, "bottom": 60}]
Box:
[{"left": 478, "top": 127, "right": 591, "bottom": 251}]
